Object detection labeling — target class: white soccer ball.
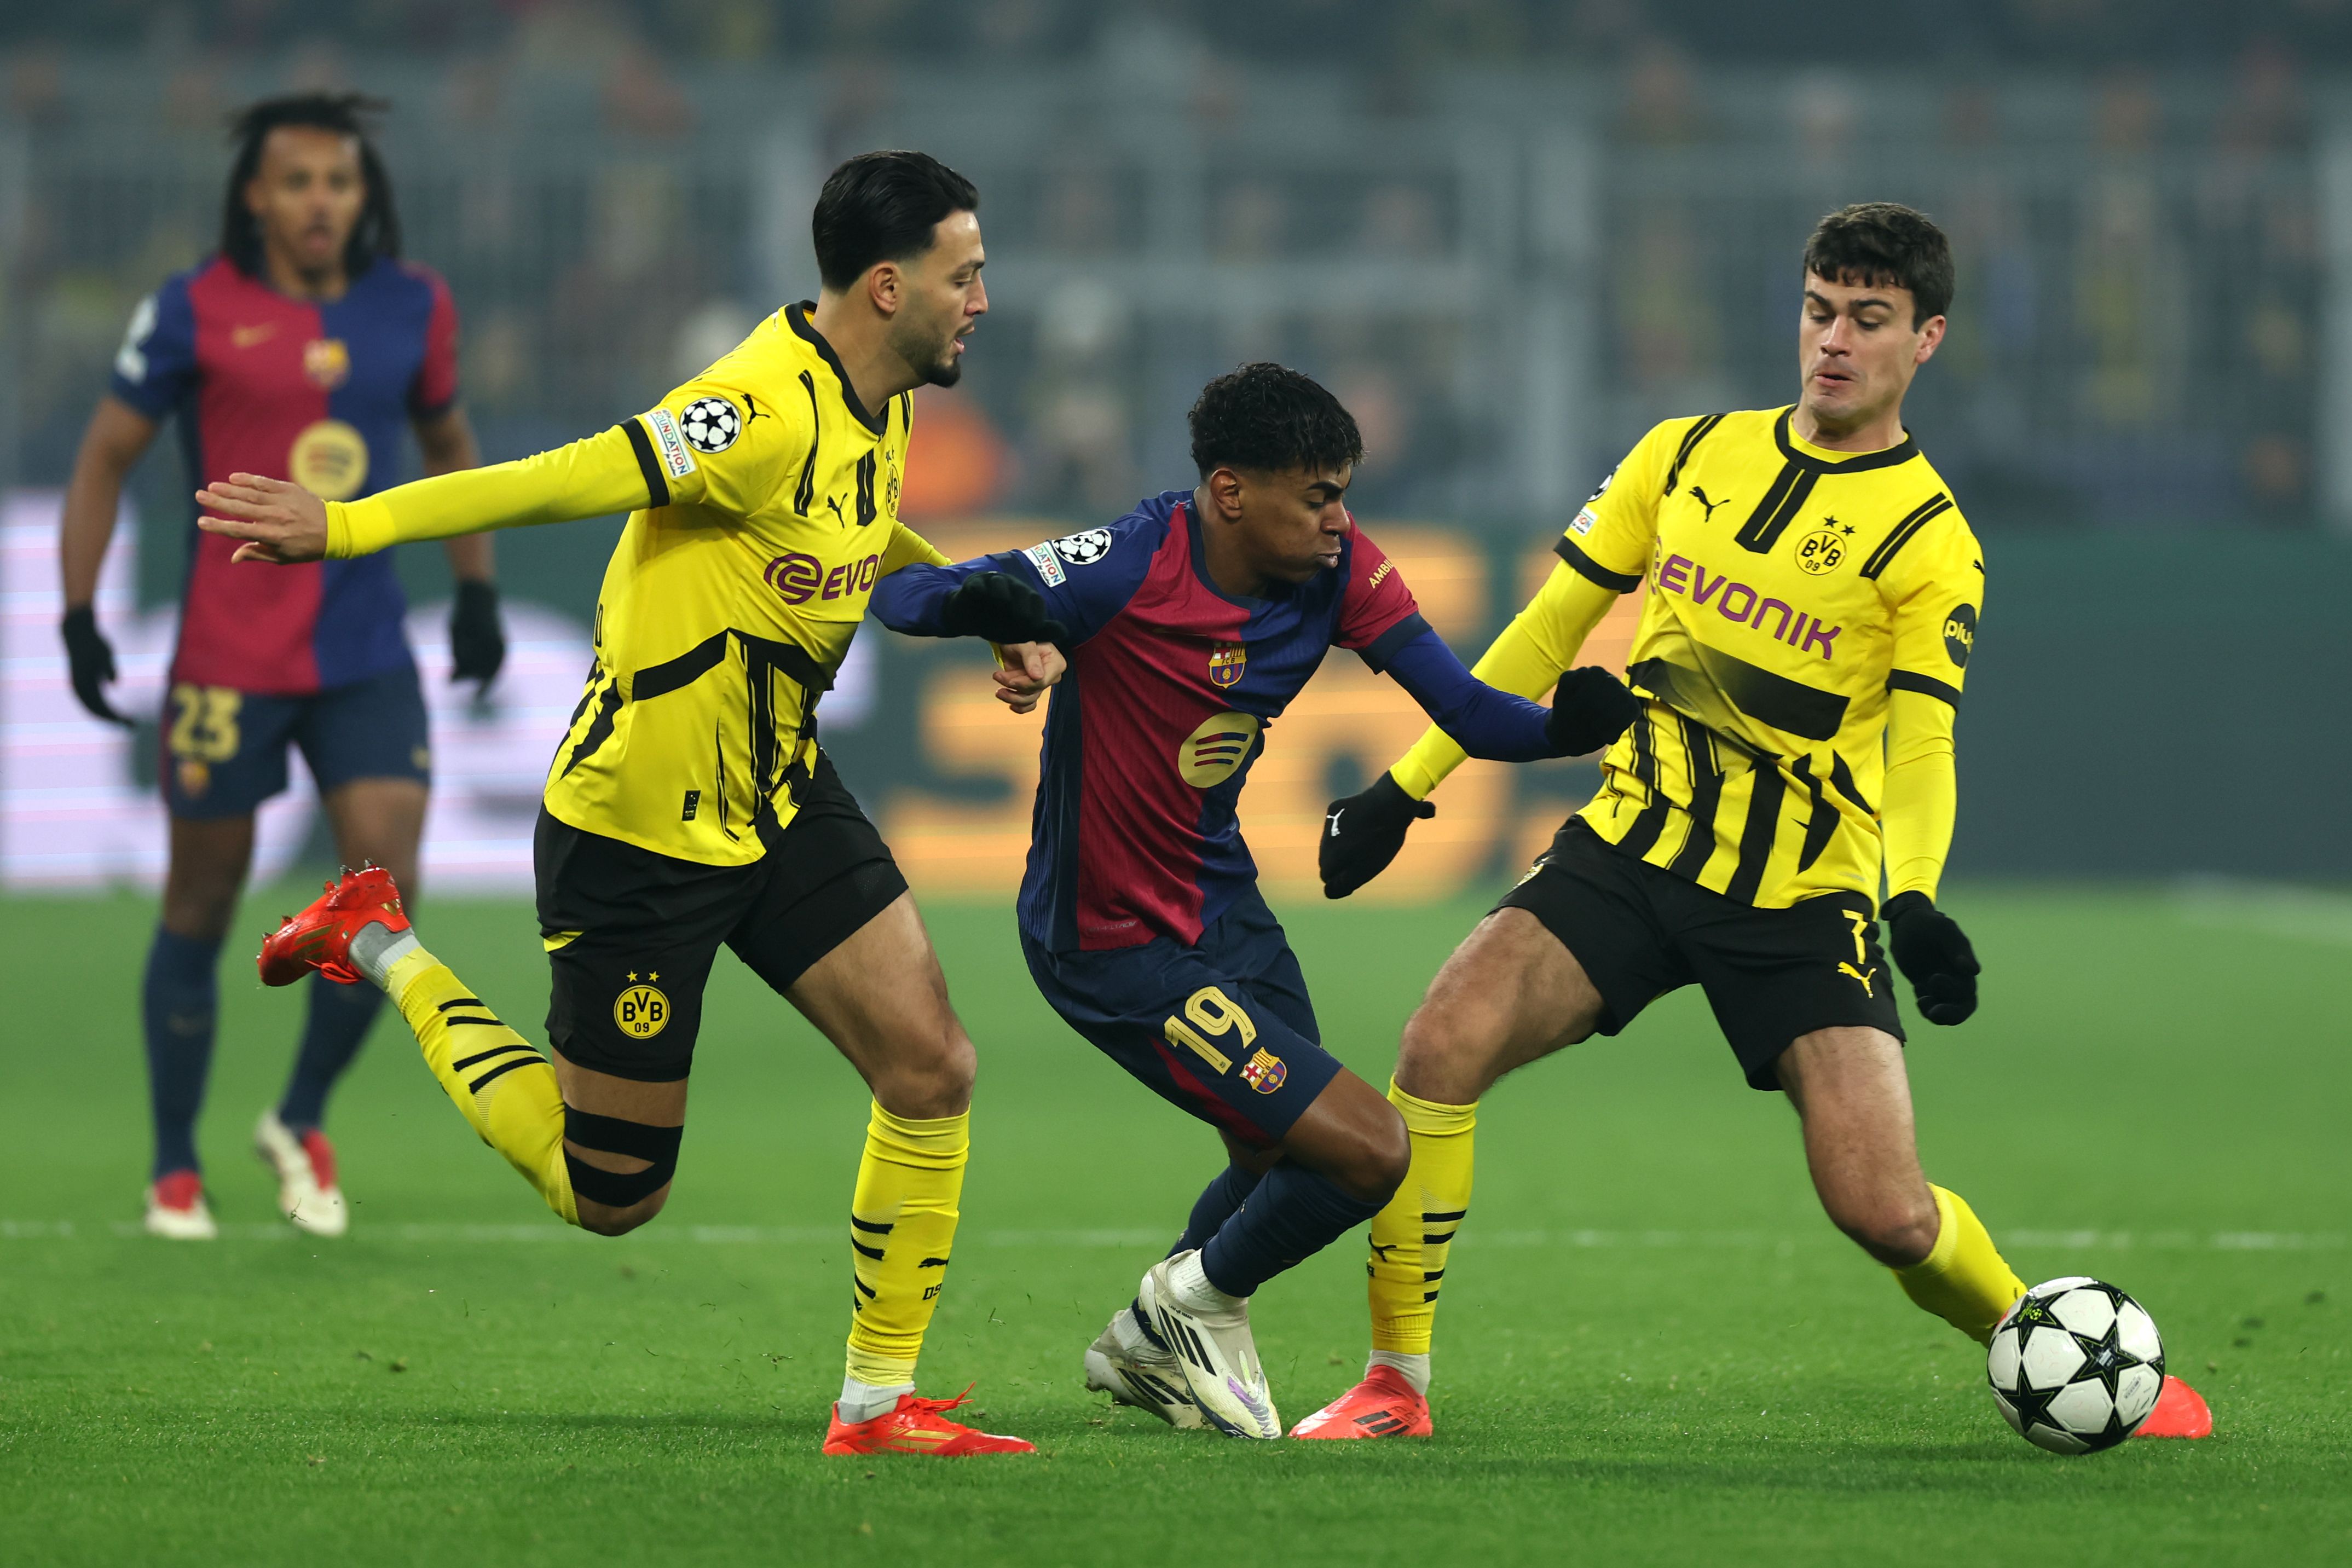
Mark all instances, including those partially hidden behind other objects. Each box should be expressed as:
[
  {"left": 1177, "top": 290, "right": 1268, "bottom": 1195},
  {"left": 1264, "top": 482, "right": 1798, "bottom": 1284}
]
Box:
[{"left": 1986, "top": 1276, "right": 2166, "bottom": 1454}]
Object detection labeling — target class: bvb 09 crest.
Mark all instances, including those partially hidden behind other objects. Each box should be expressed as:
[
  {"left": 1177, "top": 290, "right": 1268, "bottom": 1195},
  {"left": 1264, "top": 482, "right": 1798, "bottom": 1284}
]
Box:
[{"left": 1209, "top": 641, "right": 1246, "bottom": 688}]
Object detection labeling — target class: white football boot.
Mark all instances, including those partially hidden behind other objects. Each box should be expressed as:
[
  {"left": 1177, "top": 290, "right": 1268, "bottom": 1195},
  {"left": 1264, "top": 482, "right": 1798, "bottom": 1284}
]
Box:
[
  {"left": 1083, "top": 1304, "right": 1205, "bottom": 1430},
  {"left": 1138, "top": 1251, "right": 1280, "bottom": 1439},
  {"left": 144, "top": 1170, "right": 217, "bottom": 1240},
  {"left": 255, "top": 1111, "right": 349, "bottom": 1237}
]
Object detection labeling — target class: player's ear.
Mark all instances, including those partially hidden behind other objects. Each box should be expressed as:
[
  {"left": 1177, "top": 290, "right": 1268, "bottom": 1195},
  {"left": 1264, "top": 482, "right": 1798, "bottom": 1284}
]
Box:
[
  {"left": 1203, "top": 467, "right": 1245, "bottom": 520},
  {"left": 1914, "top": 314, "right": 1947, "bottom": 365},
  {"left": 865, "top": 261, "right": 902, "bottom": 317}
]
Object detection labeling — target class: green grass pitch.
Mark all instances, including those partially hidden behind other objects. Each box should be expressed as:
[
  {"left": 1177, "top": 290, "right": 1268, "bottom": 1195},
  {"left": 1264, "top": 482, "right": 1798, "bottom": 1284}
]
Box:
[{"left": 2, "top": 882, "right": 2347, "bottom": 1565}]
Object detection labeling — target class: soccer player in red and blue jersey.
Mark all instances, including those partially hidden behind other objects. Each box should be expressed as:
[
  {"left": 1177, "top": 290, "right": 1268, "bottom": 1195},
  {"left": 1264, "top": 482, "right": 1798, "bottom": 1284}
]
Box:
[
  {"left": 56, "top": 95, "right": 506, "bottom": 1240},
  {"left": 875, "top": 363, "right": 1639, "bottom": 1436}
]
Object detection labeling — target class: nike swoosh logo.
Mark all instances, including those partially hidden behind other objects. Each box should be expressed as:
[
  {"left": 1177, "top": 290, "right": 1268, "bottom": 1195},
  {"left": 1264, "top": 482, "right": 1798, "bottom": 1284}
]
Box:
[{"left": 232, "top": 324, "right": 278, "bottom": 349}]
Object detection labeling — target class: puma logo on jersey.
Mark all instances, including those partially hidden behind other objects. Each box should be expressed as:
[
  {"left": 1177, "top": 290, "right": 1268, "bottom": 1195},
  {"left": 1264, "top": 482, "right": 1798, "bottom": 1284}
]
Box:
[
  {"left": 1691, "top": 485, "right": 1729, "bottom": 524},
  {"left": 1837, "top": 961, "right": 1876, "bottom": 996},
  {"left": 1656, "top": 552, "right": 1841, "bottom": 661}
]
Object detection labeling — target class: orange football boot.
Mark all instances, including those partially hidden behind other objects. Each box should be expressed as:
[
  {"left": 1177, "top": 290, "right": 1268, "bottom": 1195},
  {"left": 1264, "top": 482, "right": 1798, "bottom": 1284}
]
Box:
[
  {"left": 1288, "top": 1364, "right": 1433, "bottom": 1439},
  {"left": 2134, "top": 1375, "right": 2214, "bottom": 1439},
  {"left": 821, "top": 1388, "right": 1036, "bottom": 1456},
  {"left": 258, "top": 865, "right": 409, "bottom": 987}
]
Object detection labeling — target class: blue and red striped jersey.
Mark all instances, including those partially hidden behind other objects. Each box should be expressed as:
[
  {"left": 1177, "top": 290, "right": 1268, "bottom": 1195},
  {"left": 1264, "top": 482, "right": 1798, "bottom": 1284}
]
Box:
[
  {"left": 109, "top": 253, "right": 460, "bottom": 694},
  {"left": 880, "top": 490, "right": 1426, "bottom": 952}
]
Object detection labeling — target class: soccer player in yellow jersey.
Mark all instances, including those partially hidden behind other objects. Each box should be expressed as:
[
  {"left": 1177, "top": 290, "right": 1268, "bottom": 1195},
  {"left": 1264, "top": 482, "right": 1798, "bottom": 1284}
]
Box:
[
  {"left": 1295, "top": 202, "right": 2208, "bottom": 1440},
  {"left": 193, "top": 152, "right": 1068, "bottom": 1456}
]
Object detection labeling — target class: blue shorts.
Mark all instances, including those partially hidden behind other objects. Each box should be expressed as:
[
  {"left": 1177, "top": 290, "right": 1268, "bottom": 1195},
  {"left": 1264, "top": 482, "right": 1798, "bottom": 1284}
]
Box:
[
  {"left": 160, "top": 663, "right": 432, "bottom": 820},
  {"left": 1021, "top": 889, "right": 1342, "bottom": 1147}
]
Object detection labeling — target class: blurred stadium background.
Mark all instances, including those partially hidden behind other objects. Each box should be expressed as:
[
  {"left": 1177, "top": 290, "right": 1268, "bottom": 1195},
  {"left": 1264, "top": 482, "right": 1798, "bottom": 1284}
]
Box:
[{"left": 4, "top": 0, "right": 2350, "bottom": 898}]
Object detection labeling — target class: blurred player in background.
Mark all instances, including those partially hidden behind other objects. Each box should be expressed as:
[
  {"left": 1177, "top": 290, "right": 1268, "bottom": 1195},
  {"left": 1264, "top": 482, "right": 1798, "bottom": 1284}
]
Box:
[
  {"left": 1304, "top": 203, "right": 2208, "bottom": 1441},
  {"left": 56, "top": 94, "right": 505, "bottom": 1242},
  {"left": 196, "top": 152, "right": 1056, "bottom": 1457},
  {"left": 876, "top": 364, "right": 1639, "bottom": 1438}
]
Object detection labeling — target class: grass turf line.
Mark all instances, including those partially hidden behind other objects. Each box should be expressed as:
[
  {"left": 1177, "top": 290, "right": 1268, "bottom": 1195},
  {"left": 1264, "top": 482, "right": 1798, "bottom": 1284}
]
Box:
[{"left": 1, "top": 886, "right": 2345, "bottom": 1566}]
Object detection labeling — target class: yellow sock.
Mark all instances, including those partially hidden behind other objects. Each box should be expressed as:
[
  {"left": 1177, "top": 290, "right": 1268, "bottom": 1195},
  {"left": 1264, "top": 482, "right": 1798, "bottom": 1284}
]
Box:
[
  {"left": 843, "top": 1101, "right": 967, "bottom": 1387},
  {"left": 387, "top": 948, "right": 577, "bottom": 1227},
  {"left": 1366, "top": 1081, "right": 1477, "bottom": 1356},
  {"left": 1893, "top": 1184, "right": 2026, "bottom": 1344}
]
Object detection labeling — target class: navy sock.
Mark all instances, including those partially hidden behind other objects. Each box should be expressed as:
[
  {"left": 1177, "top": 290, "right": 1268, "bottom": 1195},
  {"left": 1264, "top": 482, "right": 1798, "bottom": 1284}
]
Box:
[
  {"left": 142, "top": 927, "right": 221, "bottom": 1178},
  {"left": 1172, "top": 1161, "right": 1262, "bottom": 1255},
  {"left": 1199, "top": 1162, "right": 1385, "bottom": 1299},
  {"left": 276, "top": 973, "right": 385, "bottom": 1131}
]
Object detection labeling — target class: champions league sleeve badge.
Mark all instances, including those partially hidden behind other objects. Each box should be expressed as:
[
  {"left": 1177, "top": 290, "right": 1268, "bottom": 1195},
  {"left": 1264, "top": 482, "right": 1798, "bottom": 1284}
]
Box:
[{"left": 679, "top": 396, "right": 743, "bottom": 453}]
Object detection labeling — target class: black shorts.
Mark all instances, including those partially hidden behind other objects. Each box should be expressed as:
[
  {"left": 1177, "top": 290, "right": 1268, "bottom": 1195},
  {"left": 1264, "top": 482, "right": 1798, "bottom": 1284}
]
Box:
[
  {"left": 161, "top": 663, "right": 431, "bottom": 819},
  {"left": 533, "top": 751, "right": 908, "bottom": 1082},
  {"left": 1495, "top": 819, "right": 1904, "bottom": 1091}
]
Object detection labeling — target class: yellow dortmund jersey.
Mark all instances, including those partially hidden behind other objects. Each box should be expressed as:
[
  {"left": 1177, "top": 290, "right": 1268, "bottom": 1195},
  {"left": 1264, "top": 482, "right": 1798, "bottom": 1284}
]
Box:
[
  {"left": 545, "top": 303, "right": 941, "bottom": 864},
  {"left": 1558, "top": 406, "right": 1983, "bottom": 908}
]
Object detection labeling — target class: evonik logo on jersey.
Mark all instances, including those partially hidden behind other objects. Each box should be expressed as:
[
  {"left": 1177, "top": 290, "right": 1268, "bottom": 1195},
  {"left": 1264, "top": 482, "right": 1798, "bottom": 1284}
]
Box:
[
  {"left": 1656, "top": 552, "right": 1841, "bottom": 661},
  {"left": 765, "top": 551, "right": 881, "bottom": 605}
]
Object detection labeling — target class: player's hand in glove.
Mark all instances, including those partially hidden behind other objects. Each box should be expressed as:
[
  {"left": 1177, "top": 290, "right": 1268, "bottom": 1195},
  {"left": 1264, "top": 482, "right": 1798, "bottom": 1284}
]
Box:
[
  {"left": 448, "top": 579, "right": 507, "bottom": 691},
  {"left": 1881, "top": 892, "right": 1980, "bottom": 1025},
  {"left": 938, "top": 571, "right": 1070, "bottom": 647},
  {"left": 1319, "top": 773, "right": 1435, "bottom": 899},
  {"left": 61, "top": 605, "right": 133, "bottom": 727},
  {"left": 1544, "top": 666, "right": 1642, "bottom": 757}
]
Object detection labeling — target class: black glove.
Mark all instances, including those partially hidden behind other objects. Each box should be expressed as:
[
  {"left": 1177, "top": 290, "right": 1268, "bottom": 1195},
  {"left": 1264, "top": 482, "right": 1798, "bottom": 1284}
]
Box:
[
  {"left": 61, "top": 605, "right": 132, "bottom": 726},
  {"left": 1319, "top": 772, "right": 1435, "bottom": 899},
  {"left": 448, "top": 580, "right": 507, "bottom": 690},
  {"left": 1544, "top": 666, "right": 1642, "bottom": 757},
  {"left": 1882, "top": 891, "right": 1980, "bottom": 1025},
  {"left": 938, "top": 570, "right": 1068, "bottom": 646}
]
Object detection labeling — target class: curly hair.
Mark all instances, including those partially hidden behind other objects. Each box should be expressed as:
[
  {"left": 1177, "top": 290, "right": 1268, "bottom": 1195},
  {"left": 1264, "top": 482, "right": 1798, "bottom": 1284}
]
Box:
[
  {"left": 220, "top": 94, "right": 401, "bottom": 280},
  {"left": 1802, "top": 202, "right": 1953, "bottom": 326},
  {"left": 1187, "top": 362, "right": 1365, "bottom": 478}
]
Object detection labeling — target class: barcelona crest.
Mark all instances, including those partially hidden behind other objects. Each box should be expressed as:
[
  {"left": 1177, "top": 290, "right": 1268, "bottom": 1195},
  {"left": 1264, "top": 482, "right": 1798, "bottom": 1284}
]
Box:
[
  {"left": 1240, "top": 1048, "right": 1287, "bottom": 1094},
  {"left": 1209, "top": 641, "right": 1247, "bottom": 688}
]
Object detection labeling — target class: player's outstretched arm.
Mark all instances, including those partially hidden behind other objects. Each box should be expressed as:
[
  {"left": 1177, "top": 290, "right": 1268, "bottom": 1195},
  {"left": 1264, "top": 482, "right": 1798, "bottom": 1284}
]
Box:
[
  {"left": 873, "top": 556, "right": 1074, "bottom": 714},
  {"left": 198, "top": 424, "right": 658, "bottom": 564},
  {"left": 1321, "top": 562, "right": 1620, "bottom": 898},
  {"left": 1379, "top": 627, "right": 1637, "bottom": 765}
]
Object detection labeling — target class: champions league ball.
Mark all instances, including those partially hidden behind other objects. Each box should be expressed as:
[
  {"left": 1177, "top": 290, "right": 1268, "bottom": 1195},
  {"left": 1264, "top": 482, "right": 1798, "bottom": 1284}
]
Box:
[{"left": 1986, "top": 1277, "right": 2165, "bottom": 1454}]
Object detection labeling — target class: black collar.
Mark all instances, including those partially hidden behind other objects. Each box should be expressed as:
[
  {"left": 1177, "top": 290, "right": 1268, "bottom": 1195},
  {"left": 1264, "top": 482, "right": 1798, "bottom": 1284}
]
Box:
[
  {"left": 786, "top": 302, "right": 888, "bottom": 436},
  {"left": 1773, "top": 406, "right": 1919, "bottom": 475}
]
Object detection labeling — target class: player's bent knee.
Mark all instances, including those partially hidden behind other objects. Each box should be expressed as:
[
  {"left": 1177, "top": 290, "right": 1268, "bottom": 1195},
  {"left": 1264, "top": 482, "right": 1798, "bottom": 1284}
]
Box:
[
  {"left": 576, "top": 1187, "right": 671, "bottom": 1237},
  {"left": 872, "top": 1022, "right": 975, "bottom": 1120},
  {"left": 1351, "top": 1113, "right": 1412, "bottom": 1205},
  {"left": 563, "top": 1105, "right": 683, "bottom": 1235},
  {"left": 1829, "top": 1195, "right": 1940, "bottom": 1268}
]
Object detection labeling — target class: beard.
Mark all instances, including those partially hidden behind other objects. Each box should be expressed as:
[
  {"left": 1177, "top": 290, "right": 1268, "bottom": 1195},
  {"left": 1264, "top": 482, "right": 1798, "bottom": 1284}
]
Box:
[{"left": 889, "top": 311, "right": 966, "bottom": 389}]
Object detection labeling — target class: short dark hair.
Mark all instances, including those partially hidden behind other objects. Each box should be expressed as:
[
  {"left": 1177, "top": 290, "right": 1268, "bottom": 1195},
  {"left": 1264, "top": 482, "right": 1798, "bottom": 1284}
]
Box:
[
  {"left": 1802, "top": 202, "right": 1952, "bottom": 326},
  {"left": 811, "top": 151, "right": 980, "bottom": 292},
  {"left": 1188, "top": 363, "right": 1366, "bottom": 478},
  {"left": 220, "top": 94, "right": 401, "bottom": 279}
]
